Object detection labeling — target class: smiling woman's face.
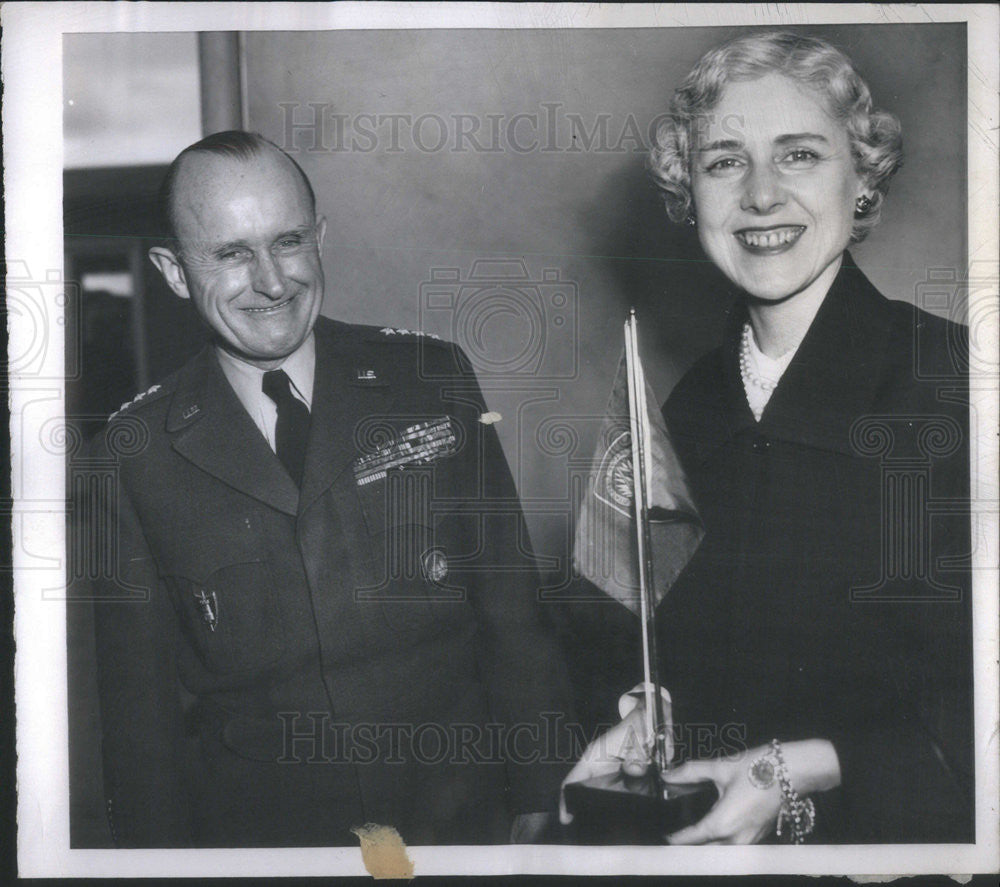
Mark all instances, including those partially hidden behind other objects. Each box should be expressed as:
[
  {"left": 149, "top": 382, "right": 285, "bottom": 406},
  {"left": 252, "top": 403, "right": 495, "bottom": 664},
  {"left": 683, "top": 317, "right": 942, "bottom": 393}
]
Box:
[{"left": 691, "top": 73, "right": 865, "bottom": 303}]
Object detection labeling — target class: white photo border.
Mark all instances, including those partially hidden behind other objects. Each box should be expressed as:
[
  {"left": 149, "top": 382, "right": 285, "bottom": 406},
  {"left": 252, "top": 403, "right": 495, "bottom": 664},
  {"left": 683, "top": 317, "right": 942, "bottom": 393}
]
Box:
[{"left": 5, "top": 1, "right": 998, "bottom": 878}]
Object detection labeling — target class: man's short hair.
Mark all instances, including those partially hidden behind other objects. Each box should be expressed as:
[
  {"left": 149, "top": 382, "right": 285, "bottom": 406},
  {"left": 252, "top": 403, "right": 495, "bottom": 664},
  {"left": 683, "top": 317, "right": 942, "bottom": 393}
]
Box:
[{"left": 158, "top": 130, "right": 317, "bottom": 246}]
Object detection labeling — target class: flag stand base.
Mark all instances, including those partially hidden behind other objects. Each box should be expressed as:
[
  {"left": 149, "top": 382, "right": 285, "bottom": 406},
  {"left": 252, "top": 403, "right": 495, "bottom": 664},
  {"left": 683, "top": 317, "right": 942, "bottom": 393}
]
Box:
[{"left": 563, "top": 770, "right": 718, "bottom": 845}]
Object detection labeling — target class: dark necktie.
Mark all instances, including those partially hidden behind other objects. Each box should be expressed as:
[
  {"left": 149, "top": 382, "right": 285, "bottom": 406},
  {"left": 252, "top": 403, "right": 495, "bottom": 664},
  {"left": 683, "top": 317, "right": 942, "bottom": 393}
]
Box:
[{"left": 262, "top": 369, "right": 310, "bottom": 486}]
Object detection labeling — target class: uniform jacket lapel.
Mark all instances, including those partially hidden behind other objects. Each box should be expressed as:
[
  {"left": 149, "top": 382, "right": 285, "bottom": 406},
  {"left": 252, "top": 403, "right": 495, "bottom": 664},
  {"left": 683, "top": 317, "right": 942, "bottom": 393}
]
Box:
[
  {"left": 166, "top": 345, "right": 300, "bottom": 516},
  {"left": 164, "top": 320, "right": 410, "bottom": 516},
  {"left": 298, "top": 318, "right": 398, "bottom": 515}
]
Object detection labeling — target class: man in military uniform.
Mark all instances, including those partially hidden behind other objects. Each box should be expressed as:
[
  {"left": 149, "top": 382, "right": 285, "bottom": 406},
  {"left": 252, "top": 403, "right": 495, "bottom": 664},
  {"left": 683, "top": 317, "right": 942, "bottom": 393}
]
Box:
[{"left": 88, "top": 131, "right": 573, "bottom": 847}]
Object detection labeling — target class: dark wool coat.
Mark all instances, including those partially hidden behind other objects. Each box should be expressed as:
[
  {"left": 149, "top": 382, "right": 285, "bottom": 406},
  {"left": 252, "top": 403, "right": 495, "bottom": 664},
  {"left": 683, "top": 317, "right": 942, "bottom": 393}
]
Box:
[
  {"left": 557, "top": 256, "right": 973, "bottom": 843},
  {"left": 88, "top": 316, "right": 573, "bottom": 847},
  {"left": 658, "top": 256, "right": 973, "bottom": 843}
]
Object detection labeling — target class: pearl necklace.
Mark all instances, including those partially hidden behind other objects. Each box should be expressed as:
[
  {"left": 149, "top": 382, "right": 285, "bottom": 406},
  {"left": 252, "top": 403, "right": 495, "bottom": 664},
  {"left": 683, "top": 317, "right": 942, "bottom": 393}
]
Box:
[{"left": 739, "top": 323, "right": 781, "bottom": 392}]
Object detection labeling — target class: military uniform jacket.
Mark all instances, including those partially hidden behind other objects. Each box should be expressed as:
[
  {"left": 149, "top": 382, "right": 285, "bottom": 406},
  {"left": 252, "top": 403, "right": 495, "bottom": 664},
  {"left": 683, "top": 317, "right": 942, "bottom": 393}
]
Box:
[
  {"left": 659, "top": 257, "right": 974, "bottom": 842},
  {"left": 89, "top": 316, "right": 573, "bottom": 847}
]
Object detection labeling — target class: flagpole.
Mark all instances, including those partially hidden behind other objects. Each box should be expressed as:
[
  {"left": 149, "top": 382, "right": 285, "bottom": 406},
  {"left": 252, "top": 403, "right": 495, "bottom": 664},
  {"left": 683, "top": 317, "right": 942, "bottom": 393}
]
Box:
[
  {"left": 624, "top": 310, "right": 668, "bottom": 775},
  {"left": 564, "top": 312, "right": 715, "bottom": 837}
]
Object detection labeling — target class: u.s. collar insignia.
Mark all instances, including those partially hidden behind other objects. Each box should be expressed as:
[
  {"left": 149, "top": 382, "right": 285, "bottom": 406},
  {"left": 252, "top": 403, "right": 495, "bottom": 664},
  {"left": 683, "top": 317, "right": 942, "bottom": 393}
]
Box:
[{"left": 350, "top": 366, "right": 389, "bottom": 388}]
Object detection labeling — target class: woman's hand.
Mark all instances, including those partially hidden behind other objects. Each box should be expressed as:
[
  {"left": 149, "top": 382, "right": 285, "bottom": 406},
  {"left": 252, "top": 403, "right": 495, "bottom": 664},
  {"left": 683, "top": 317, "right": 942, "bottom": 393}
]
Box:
[
  {"left": 559, "top": 706, "right": 659, "bottom": 825},
  {"left": 664, "top": 739, "right": 841, "bottom": 845},
  {"left": 663, "top": 746, "right": 783, "bottom": 844}
]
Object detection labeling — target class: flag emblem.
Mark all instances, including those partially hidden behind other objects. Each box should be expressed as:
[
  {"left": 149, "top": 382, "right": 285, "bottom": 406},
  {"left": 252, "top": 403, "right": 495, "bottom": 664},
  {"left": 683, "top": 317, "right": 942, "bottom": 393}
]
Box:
[
  {"left": 573, "top": 317, "right": 703, "bottom": 616},
  {"left": 595, "top": 431, "right": 634, "bottom": 515}
]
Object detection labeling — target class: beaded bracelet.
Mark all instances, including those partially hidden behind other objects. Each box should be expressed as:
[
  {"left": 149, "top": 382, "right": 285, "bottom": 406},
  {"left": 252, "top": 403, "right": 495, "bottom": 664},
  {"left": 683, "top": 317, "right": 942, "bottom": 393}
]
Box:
[{"left": 770, "top": 739, "right": 816, "bottom": 844}]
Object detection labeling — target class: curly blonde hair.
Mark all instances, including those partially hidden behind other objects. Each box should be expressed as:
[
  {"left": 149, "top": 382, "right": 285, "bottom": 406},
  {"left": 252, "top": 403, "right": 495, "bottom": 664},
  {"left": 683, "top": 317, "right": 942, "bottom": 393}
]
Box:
[{"left": 649, "top": 32, "right": 903, "bottom": 242}]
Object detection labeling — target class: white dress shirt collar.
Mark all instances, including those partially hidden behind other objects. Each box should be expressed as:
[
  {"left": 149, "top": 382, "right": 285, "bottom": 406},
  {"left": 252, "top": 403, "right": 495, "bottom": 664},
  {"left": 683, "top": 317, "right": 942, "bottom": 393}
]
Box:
[{"left": 215, "top": 333, "right": 316, "bottom": 451}]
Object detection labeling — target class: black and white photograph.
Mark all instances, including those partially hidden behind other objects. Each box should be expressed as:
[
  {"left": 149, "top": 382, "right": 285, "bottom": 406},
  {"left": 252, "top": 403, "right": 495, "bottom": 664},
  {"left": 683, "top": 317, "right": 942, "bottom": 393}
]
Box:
[{"left": 5, "top": 2, "right": 998, "bottom": 879}]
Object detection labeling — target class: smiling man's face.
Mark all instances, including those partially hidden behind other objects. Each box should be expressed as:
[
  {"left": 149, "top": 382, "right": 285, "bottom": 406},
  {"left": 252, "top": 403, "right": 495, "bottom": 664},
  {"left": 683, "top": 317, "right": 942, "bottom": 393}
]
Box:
[
  {"left": 690, "top": 73, "right": 865, "bottom": 303},
  {"left": 151, "top": 148, "right": 327, "bottom": 369}
]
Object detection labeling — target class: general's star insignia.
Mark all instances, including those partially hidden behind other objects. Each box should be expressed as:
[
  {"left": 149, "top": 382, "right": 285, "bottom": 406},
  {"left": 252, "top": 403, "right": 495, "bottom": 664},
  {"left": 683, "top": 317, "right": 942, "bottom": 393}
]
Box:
[{"left": 108, "top": 384, "right": 163, "bottom": 420}]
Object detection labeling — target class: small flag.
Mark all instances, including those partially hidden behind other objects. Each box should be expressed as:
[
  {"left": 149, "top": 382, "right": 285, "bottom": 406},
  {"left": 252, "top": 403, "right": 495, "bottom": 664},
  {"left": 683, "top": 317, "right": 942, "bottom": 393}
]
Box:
[{"left": 573, "top": 336, "right": 703, "bottom": 615}]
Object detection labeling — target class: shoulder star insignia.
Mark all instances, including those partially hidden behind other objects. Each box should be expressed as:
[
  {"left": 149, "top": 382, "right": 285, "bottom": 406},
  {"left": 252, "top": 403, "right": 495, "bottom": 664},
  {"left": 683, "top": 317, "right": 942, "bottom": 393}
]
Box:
[
  {"left": 108, "top": 384, "right": 163, "bottom": 420},
  {"left": 379, "top": 327, "right": 441, "bottom": 340}
]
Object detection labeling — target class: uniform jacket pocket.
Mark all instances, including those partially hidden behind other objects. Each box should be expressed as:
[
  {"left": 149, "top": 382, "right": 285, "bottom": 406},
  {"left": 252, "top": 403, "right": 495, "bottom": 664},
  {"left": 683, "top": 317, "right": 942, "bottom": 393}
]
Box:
[
  {"left": 163, "top": 556, "right": 287, "bottom": 676},
  {"left": 353, "top": 469, "right": 470, "bottom": 644}
]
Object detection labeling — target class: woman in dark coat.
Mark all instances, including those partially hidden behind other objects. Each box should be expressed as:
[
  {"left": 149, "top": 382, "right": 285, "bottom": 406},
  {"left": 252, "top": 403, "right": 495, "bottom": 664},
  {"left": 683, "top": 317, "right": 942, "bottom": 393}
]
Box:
[{"left": 562, "top": 32, "right": 972, "bottom": 844}]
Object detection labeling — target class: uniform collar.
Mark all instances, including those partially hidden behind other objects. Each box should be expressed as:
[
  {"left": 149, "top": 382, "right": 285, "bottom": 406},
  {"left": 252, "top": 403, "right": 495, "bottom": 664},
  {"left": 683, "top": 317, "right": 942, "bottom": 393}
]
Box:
[
  {"left": 298, "top": 317, "right": 399, "bottom": 513},
  {"left": 214, "top": 332, "right": 316, "bottom": 413},
  {"left": 165, "top": 343, "right": 301, "bottom": 515},
  {"left": 165, "top": 319, "right": 389, "bottom": 516}
]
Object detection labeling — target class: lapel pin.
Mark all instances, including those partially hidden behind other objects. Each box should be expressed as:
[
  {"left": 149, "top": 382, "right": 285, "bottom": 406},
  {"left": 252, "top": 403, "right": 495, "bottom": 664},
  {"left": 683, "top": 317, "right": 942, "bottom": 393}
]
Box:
[{"left": 355, "top": 368, "right": 379, "bottom": 382}]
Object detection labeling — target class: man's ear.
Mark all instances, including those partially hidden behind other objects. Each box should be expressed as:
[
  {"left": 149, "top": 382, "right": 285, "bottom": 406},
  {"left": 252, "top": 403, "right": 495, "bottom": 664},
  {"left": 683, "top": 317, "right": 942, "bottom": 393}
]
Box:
[
  {"left": 148, "top": 247, "right": 191, "bottom": 300},
  {"left": 315, "top": 215, "right": 327, "bottom": 253}
]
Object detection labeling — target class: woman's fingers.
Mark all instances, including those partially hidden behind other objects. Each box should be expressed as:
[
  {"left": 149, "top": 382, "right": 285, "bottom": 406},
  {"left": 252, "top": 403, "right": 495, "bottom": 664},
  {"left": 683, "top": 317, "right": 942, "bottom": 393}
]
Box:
[
  {"left": 557, "top": 785, "right": 574, "bottom": 825},
  {"left": 660, "top": 758, "right": 718, "bottom": 785},
  {"left": 665, "top": 750, "right": 786, "bottom": 845},
  {"left": 621, "top": 757, "right": 651, "bottom": 778},
  {"left": 558, "top": 752, "right": 613, "bottom": 824},
  {"left": 665, "top": 814, "right": 719, "bottom": 845},
  {"left": 661, "top": 761, "right": 723, "bottom": 844},
  {"left": 559, "top": 708, "right": 652, "bottom": 825},
  {"left": 619, "top": 711, "right": 652, "bottom": 777}
]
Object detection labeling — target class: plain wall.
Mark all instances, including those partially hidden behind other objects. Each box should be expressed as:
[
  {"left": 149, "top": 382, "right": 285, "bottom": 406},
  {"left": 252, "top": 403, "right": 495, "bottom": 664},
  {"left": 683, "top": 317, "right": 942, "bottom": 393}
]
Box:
[{"left": 245, "top": 23, "right": 967, "bottom": 563}]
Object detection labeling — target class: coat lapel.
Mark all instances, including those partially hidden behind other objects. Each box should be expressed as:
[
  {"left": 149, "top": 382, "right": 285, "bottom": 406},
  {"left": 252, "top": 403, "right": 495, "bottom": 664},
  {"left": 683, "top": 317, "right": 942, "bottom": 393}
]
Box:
[
  {"left": 757, "top": 256, "right": 893, "bottom": 454},
  {"left": 686, "top": 254, "right": 894, "bottom": 463},
  {"left": 166, "top": 346, "right": 300, "bottom": 516},
  {"left": 298, "top": 319, "right": 398, "bottom": 514}
]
